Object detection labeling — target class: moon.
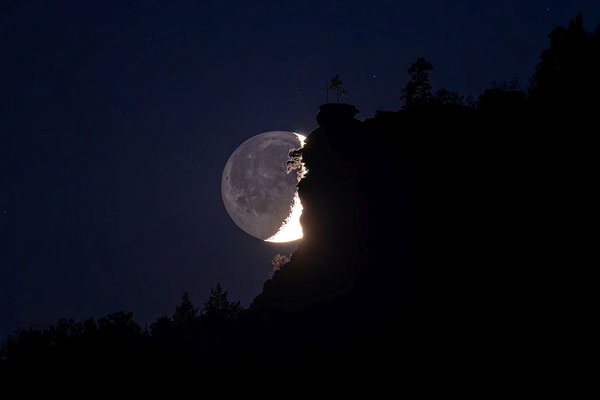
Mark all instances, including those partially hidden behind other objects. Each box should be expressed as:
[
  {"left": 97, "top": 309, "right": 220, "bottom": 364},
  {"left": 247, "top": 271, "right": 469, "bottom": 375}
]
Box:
[{"left": 221, "top": 131, "right": 306, "bottom": 242}]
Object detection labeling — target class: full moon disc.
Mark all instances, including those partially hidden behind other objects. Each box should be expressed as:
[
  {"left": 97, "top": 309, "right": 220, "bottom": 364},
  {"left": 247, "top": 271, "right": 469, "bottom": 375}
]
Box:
[{"left": 221, "top": 131, "right": 305, "bottom": 242}]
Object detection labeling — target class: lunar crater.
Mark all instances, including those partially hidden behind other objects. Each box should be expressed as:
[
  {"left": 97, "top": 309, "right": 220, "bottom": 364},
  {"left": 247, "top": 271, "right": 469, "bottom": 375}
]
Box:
[{"left": 221, "top": 131, "right": 305, "bottom": 242}]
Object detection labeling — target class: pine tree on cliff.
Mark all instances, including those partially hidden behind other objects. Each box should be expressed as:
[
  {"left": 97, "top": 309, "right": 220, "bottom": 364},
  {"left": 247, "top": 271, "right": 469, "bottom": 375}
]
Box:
[
  {"left": 330, "top": 74, "right": 346, "bottom": 103},
  {"left": 401, "top": 57, "right": 433, "bottom": 108}
]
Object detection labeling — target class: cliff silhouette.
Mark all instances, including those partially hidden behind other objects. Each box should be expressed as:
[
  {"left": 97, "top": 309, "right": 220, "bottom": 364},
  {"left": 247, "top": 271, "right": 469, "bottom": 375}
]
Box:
[
  {"left": 2, "top": 14, "right": 598, "bottom": 379},
  {"left": 244, "top": 12, "right": 599, "bottom": 365}
]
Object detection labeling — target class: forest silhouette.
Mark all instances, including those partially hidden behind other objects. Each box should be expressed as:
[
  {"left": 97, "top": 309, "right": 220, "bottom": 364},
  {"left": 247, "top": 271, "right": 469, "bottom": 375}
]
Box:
[{"left": 2, "top": 14, "right": 597, "bottom": 378}]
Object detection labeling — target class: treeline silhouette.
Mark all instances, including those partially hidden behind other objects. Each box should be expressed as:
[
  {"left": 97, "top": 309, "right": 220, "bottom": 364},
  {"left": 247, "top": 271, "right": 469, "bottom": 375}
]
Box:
[
  {"left": 2, "top": 14, "right": 597, "bottom": 377},
  {"left": 1, "top": 284, "right": 244, "bottom": 363}
]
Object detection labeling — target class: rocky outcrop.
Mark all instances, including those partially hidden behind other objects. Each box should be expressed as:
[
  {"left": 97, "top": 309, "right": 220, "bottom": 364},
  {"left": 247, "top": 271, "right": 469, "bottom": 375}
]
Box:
[{"left": 251, "top": 104, "right": 413, "bottom": 320}]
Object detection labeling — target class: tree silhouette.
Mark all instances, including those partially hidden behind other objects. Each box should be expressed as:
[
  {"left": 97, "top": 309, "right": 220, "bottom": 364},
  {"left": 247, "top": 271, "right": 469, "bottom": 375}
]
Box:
[
  {"left": 490, "top": 76, "right": 520, "bottom": 91},
  {"left": 529, "top": 12, "right": 600, "bottom": 110},
  {"left": 269, "top": 253, "right": 290, "bottom": 277},
  {"left": 98, "top": 311, "right": 139, "bottom": 332},
  {"left": 433, "top": 88, "right": 466, "bottom": 106},
  {"left": 203, "top": 283, "right": 244, "bottom": 320},
  {"left": 96, "top": 311, "right": 143, "bottom": 358},
  {"left": 150, "top": 316, "right": 174, "bottom": 338},
  {"left": 401, "top": 57, "right": 433, "bottom": 108},
  {"left": 329, "top": 74, "right": 345, "bottom": 103},
  {"left": 478, "top": 77, "right": 526, "bottom": 111},
  {"left": 172, "top": 291, "right": 199, "bottom": 328},
  {"left": 1, "top": 327, "right": 51, "bottom": 361}
]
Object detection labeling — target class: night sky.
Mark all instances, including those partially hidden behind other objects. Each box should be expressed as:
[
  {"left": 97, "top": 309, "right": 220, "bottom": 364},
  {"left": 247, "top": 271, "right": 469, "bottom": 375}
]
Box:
[{"left": 2, "top": 0, "right": 599, "bottom": 337}]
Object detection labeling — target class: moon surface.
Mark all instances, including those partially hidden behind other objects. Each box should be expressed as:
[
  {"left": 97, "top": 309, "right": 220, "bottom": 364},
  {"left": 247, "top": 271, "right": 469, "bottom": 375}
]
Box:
[{"left": 221, "top": 131, "right": 305, "bottom": 242}]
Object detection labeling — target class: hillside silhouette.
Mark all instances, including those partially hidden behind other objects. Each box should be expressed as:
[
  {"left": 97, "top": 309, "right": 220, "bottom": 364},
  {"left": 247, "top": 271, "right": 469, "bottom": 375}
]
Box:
[{"left": 2, "top": 14, "right": 597, "bottom": 378}]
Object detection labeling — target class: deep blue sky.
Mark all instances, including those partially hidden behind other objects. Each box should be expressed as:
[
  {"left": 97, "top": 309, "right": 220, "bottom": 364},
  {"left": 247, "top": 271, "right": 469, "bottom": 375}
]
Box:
[{"left": 2, "top": 0, "right": 599, "bottom": 336}]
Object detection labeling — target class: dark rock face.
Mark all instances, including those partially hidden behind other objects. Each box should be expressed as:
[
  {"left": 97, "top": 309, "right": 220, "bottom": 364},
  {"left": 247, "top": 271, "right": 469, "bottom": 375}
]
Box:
[
  {"left": 251, "top": 99, "right": 567, "bottom": 319},
  {"left": 242, "top": 100, "right": 573, "bottom": 379},
  {"left": 251, "top": 104, "right": 413, "bottom": 319}
]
